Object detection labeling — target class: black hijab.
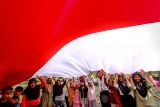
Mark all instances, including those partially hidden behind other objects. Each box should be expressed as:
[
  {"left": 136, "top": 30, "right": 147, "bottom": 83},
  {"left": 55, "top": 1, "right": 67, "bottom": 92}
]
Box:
[
  {"left": 132, "top": 72, "right": 148, "bottom": 97},
  {"left": 23, "top": 78, "right": 40, "bottom": 100}
]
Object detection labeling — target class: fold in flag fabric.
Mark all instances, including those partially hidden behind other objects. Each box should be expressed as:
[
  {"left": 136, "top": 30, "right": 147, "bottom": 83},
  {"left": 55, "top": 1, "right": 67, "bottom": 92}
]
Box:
[
  {"left": 0, "top": 0, "right": 160, "bottom": 89},
  {"left": 33, "top": 22, "right": 160, "bottom": 77}
]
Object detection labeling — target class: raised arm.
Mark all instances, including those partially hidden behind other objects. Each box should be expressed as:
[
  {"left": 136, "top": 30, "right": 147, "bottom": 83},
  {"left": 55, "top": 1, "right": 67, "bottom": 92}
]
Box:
[
  {"left": 104, "top": 72, "right": 110, "bottom": 84},
  {"left": 37, "top": 76, "right": 46, "bottom": 89},
  {"left": 140, "top": 70, "right": 153, "bottom": 88},
  {"left": 125, "top": 75, "right": 131, "bottom": 87},
  {"left": 62, "top": 79, "right": 66, "bottom": 87},
  {"left": 130, "top": 75, "right": 136, "bottom": 90},
  {"left": 147, "top": 72, "right": 159, "bottom": 87}
]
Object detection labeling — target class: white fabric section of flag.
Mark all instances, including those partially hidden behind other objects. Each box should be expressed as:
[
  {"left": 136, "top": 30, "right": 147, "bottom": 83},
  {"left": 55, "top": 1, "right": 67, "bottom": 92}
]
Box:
[{"left": 33, "top": 22, "right": 160, "bottom": 77}]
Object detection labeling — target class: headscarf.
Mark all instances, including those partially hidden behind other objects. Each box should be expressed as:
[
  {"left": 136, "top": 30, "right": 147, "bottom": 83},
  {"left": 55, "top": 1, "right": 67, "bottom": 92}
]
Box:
[
  {"left": 132, "top": 72, "right": 148, "bottom": 97},
  {"left": 45, "top": 77, "right": 53, "bottom": 94},
  {"left": 23, "top": 78, "right": 40, "bottom": 100},
  {"left": 117, "top": 75, "right": 131, "bottom": 95}
]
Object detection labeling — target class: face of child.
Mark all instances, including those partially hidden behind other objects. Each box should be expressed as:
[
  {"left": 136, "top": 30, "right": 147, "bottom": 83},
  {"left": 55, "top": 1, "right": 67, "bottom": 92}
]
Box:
[
  {"left": 47, "top": 78, "right": 52, "bottom": 84},
  {"left": 80, "top": 81, "right": 85, "bottom": 86},
  {"left": 58, "top": 80, "right": 61, "bottom": 85},
  {"left": 14, "top": 90, "right": 22, "bottom": 96},
  {"left": 133, "top": 75, "right": 141, "bottom": 82},
  {"left": 29, "top": 81, "right": 36, "bottom": 88},
  {"left": 108, "top": 80, "right": 113, "bottom": 86},
  {"left": 1, "top": 90, "right": 12, "bottom": 98},
  {"left": 79, "top": 77, "right": 84, "bottom": 81},
  {"left": 118, "top": 76, "right": 124, "bottom": 82},
  {"left": 98, "top": 71, "right": 103, "bottom": 78},
  {"left": 88, "top": 82, "right": 92, "bottom": 87},
  {"left": 70, "top": 82, "right": 74, "bottom": 87}
]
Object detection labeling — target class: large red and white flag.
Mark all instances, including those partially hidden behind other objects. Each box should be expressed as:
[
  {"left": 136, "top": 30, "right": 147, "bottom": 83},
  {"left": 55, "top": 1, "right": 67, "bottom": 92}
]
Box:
[{"left": 0, "top": 0, "right": 160, "bottom": 89}]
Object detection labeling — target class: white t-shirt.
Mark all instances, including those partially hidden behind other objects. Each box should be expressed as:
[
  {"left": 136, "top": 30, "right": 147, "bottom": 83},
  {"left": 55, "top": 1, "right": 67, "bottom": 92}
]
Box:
[{"left": 87, "top": 84, "right": 96, "bottom": 101}]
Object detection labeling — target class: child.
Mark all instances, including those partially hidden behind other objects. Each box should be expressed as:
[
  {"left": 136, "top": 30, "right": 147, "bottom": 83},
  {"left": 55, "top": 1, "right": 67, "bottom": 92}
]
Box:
[
  {"left": 97, "top": 70, "right": 111, "bottom": 107},
  {"left": 40, "top": 77, "right": 54, "bottom": 107},
  {"left": 79, "top": 80, "right": 88, "bottom": 107},
  {"left": 0, "top": 86, "right": 19, "bottom": 107},
  {"left": 108, "top": 78, "right": 122, "bottom": 107},
  {"left": 114, "top": 74, "right": 136, "bottom": 107},
  {"left": 65, "top": 79, "right": 70, "bottom": 107},
  {"left": 67, "top": 79, "right": 75, "bottom": 107},
  {"left": 14, "top": 86, "right": 26, "bottom": 107},
  {"left": 85, "top": 77, "right": 96, "bottom": 107},
  {"left": 23, "top": 76, "right": 45, "bottom": 107},
  {"left": 53, "top": 79, "right": 66, "bottom": 107},
  {"left": 131, "top": 71, "right": 156, "bottom": 107},
  {"left": 73, "top": 83, "right": 81, "bottom": 107}
]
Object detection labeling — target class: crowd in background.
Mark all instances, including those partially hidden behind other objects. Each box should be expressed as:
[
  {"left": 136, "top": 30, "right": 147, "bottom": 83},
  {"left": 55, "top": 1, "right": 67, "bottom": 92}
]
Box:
[{"left": 0, "top": 69, "right": 160, "bottom": 107}]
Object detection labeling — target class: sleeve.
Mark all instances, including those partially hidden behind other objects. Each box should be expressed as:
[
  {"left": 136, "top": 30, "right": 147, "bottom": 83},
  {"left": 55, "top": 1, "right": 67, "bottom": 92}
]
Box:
[
  {"left": 18, "top": 95, "right": 23, "bottom": 103},
  {"left": 20, "top": 95, "right": 26, "bottom": 107},
  {"left": 130, "top": 78, "right": 136, "bottom": 90},
  {"left": 39, "top": 77, "right": 46, "bottom": 89},
  {"left": 147, "top": 75, "right": 158, "bottom": 87},
  {"left": 114, "top": 84, "right": 119, "bottom": 89},
  {"left": 62, "top": 80, "right": 66, "bottom": 87},
  {"left": 127, "top": 83, "right": 131, "bottom": 87},
  {"left": 145, "top": 76, "right": 153, "bottom": 89}
]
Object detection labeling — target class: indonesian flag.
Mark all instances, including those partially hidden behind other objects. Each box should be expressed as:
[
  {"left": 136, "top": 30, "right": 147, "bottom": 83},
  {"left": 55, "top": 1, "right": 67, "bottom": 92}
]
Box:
[{"left": 0, "top": 0, "right": 160, "bottom": 89}]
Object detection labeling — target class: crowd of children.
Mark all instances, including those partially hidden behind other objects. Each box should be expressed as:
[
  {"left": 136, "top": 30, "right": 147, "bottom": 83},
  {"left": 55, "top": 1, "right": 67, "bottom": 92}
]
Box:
[{"left": 0, "top": 69, "right": 160, "bottom": 107}]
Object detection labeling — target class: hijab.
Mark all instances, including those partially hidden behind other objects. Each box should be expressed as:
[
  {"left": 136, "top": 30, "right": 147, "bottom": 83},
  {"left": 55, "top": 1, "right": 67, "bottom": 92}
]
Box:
[
  {"left": 23, "top": 78, "right": 40, "bottom": 100},
  {"left": 132, "top": 72, "right": 148, "bottom": 97},
  {"left": 118, "top": 75, "right": 131, "bottom": 95}
]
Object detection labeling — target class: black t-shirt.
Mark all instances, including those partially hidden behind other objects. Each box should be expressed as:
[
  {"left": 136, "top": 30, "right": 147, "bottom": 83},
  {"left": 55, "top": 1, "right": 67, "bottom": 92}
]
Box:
[
  {"left": 53, "top": 81, "right": 66, "bottom": 101},
  {"left": 79, "top": 86, "right": 88, "bottom": 98},
  {"left": 23, "top": 85, "right": 40, "bottom": 100},
  {"left": 53, "top": 81, "right": 66, "bottom": 96}
]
